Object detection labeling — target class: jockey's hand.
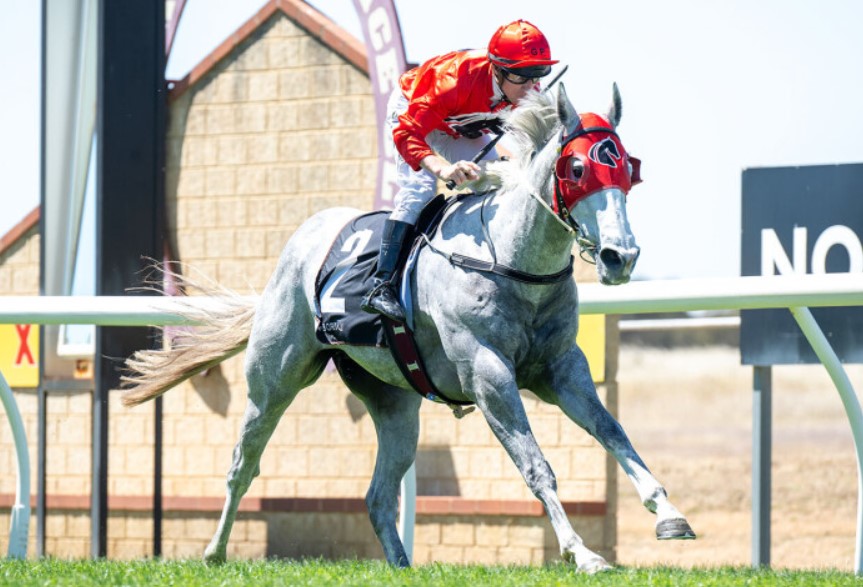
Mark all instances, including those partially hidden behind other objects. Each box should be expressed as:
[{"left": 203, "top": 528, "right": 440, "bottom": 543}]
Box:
[{"left": 439, "top": 160, "right": 481, "bottom": 187}]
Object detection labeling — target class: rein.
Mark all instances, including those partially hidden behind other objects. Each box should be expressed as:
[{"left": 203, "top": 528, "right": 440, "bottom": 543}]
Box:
[
  {"left": 426, "top": 119, "right": 624, "bottom": 280},
  {"left": 526, "top": 189, "right": 597, "bottom": 264},
  {"left": 447, "top": 251, "right": 574, "bottom": 284},
  {"left": 422, "top": 192, "right": 576, "bottom": 284}
]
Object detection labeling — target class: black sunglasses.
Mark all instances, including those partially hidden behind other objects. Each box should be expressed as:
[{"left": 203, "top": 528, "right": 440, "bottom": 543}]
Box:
[{"left": 500, "top": 69, "right": 541, "bottom": 85}]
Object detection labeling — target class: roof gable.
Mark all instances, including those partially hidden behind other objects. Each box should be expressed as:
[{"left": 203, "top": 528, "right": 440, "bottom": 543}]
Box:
[
  {"left": 0, "top": 206, "right": 39, "bottom": 257},
  {"left": 169, "top": 0, "right": 367, "bottom": 98}
]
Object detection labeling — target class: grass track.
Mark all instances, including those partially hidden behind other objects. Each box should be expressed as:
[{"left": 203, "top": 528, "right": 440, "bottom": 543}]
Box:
[{"left": 0, "top": 559, "right": 856, "bottom": 586}]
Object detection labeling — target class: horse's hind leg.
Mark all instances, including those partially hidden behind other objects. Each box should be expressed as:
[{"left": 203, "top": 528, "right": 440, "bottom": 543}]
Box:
[
  {"left": 334, "top": 355, "right": 422, "bottom": 566},
  {"left": 203, "top": 327, "right": 327, "bottom": 564},
  {"left": 540, "top": 346, "right": 695, "bottom": 541}
]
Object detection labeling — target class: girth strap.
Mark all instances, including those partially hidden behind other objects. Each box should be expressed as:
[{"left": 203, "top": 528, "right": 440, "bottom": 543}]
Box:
[{"left": 381, "top": 318, "right": 475, "bottom": 414}]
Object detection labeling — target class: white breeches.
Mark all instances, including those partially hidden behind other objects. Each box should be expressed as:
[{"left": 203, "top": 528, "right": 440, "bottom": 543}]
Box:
[{"left": 386, "top": 90, "right": 498, "bottom": 224}]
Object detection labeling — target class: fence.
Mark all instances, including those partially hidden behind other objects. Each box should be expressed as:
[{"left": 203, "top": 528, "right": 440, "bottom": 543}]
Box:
[{"left": 2, "top": 273, "right": 862, "bottom": 572}]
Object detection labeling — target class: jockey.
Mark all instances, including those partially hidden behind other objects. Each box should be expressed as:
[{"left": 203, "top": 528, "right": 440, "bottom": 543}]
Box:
[{"left": 361, "top": 19, "right": 559, "bottom": 322}]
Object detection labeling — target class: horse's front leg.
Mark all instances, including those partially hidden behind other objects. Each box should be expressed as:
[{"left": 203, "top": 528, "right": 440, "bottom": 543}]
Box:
[
  {"left": 458, "top": 348, "right": 611, "bottom": 573},
  {"left": 537, "top": 344, "right": 695, "bottom": 541}
]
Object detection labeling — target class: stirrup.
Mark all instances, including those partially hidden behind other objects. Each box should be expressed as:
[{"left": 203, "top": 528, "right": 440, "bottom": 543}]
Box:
[{"left": 361, "top": 281, "right": 406, "bottom": 322}]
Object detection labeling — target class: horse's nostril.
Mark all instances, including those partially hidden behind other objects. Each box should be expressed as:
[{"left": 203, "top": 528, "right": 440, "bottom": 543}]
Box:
[{"left": 599, "top": 248, "right": 624, "bottom": 269}]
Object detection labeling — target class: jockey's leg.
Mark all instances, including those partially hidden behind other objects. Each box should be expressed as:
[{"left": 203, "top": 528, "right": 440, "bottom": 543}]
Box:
[
  {"left": 362, "top": 93, "right": 435, "bottom": 322},
  {"left": 364, "top": 87, "right": 497, "bottom": 322},
  {"left": 361, "top": 218, "right": 411, "bottom": 322}
]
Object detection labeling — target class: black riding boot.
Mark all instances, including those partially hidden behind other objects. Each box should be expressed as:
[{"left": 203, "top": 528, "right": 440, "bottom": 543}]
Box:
[{"left": 361, "top": 219, "right": 412, "bottom": 322}]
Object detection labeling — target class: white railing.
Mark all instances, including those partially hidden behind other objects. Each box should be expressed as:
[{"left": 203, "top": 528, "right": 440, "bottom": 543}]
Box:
[
  {"left": 619, "top": 315, "right": 740, "bottom": 332},
  {"left": 2, "top": 273, "right": 862, "bottom": 571}
]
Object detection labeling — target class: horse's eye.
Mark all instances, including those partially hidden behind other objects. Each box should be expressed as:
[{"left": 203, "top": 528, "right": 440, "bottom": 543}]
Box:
[{"left": 571, "top": 160, "right": 585, "bottom": 180}]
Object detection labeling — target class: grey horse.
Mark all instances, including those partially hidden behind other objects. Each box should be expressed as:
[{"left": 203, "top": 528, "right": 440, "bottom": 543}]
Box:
[{"left": 122, "top": 84, "right": 694, "bottom": 573}]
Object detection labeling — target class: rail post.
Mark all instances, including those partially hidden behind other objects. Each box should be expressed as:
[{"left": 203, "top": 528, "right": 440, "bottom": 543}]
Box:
[{"left": 0, "top": 371, "right": 29, "bottom": 559}]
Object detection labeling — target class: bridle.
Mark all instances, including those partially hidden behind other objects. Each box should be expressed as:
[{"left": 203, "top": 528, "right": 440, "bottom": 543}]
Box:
[
  {"left": 526, "top": 188, "right": 598, "bottom": 264},
  {"left": 522, "top": 126, "right": 625, "bottom": 264},
  {"left": 427, "top": 116, "right": 641, "bottom": 281},
  {"left": 530, "top": 119, "right": 642, "bottom": 263},
  {"left": 554, "top": 126, "right": 623, "bottom": 226}
]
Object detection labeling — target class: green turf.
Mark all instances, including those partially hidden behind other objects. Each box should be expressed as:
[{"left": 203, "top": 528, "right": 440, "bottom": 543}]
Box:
[{"left": 0, "top": 559, "right": 857, "bottom": 587}]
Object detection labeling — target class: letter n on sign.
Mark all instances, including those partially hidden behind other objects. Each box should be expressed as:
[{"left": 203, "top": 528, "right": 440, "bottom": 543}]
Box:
[{"left": 0, "top": 324, "right": 39, "bottom": 387}]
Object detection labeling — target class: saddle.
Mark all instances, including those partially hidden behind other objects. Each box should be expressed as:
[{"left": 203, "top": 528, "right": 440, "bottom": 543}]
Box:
[{"left": 314, "top": 196, "right": 474, "bottom": 411}]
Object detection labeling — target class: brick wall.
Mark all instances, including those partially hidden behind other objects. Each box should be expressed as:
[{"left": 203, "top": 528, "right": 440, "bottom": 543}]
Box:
[
  {"left": 0, "top": 217, "right": 39, "bottom": 296},
  {"left": 165, "top": 13, "right": 376, "bottom": 291},
  {"left": 0, "top": 6, "right": 617, "bottom": 564}
]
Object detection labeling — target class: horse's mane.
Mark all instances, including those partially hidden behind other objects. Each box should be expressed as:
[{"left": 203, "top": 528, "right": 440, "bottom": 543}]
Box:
[
  {"left": 503, "top": 89, "right": 560, "bottom": 156},
  {"left": 470, "top": 89, "right": 559, "bottom": 193}
]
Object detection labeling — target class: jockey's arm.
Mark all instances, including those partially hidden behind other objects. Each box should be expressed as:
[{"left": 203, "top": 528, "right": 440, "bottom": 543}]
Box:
[{"left": 421, "top": 154, "right": 480, "bottom": 188}]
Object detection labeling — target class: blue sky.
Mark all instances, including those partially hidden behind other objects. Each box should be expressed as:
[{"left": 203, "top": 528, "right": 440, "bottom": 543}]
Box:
[{"left": 2, "top": 0, "right": 862, "bottom": 280}]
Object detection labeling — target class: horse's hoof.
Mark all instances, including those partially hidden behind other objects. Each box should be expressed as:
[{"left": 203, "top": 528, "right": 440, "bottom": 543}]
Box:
[
  {"left": 656, "top": 517, "right": 696, "bottom": 540},
  {"left": 202, "top": 546, "right": 227, "bottom": 565},
  {"left": 578, "top": 556, "right": 613, "bottom": 574}
]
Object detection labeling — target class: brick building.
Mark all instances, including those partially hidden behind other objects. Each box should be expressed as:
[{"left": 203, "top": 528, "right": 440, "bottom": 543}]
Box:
[{"left": 0, "top": 0, "right": 618, "bottom": 564}]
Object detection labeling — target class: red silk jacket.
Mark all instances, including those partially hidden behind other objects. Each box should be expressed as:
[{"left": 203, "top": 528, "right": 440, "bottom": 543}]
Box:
[{"left": 393, "top": 49, "right": 513, "bottom": 170}]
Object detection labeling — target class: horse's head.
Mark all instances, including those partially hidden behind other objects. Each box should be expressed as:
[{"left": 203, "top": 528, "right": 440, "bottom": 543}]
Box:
[
  {"left": 503, "top": 83, "right": 642, "bottom": 285},
  {"left": 555, "top": 83, "right": 641, "bottom": 285}
]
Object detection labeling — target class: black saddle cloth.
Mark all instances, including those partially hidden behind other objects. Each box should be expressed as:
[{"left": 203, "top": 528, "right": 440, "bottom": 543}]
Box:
[{"left": 313, "top": 195, "right": 449, "bottom": 347}]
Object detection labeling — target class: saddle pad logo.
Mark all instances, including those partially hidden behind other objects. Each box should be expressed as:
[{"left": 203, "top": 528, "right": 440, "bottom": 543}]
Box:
[{"left": 588, "top": 137, "right": 621, "bottom": 168}]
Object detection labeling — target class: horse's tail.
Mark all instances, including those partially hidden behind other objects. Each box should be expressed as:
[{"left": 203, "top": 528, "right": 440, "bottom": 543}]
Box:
[{"left": 120, "top": 266, "right": 257, "bottom": 407}]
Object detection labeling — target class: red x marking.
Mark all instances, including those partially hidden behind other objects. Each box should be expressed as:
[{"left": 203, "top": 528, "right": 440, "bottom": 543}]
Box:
[{"left": 15, "top": 324, "right": 34, "bottom": 366}]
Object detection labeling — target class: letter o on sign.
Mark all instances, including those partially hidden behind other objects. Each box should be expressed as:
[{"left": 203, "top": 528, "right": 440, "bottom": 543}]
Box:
[{"left": 811, "top": 225, "right": 863, "bottom": 274}]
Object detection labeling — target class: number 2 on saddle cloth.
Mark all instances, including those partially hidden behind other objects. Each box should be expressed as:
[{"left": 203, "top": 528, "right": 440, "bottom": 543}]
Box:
[{"left": 313, "top": 195, "right": 451, "bottom": 347}]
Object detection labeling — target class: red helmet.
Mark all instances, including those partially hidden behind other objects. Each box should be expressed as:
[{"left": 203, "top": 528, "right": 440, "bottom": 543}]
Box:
[{"left": 487, "top": 20, "right": 559, "bottom": 77}]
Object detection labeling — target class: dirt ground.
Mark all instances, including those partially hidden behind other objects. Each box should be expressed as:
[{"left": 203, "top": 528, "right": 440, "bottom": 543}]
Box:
[{"left": 614, "top": 345, "right": 861, "bottom": 572}]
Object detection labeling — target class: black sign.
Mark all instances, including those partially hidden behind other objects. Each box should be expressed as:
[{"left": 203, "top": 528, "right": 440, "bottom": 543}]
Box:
[{"left": 740, "top": 163, "right": 863, "bottom": 365}]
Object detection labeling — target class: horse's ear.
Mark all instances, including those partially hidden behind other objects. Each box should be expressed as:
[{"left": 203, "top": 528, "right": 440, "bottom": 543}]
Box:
[
  {"left": 607, "top": 82, "right": 622, "bottom": 129},
  {"left": 557, "top": 83, "right": 580, "bottom": 136}
]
